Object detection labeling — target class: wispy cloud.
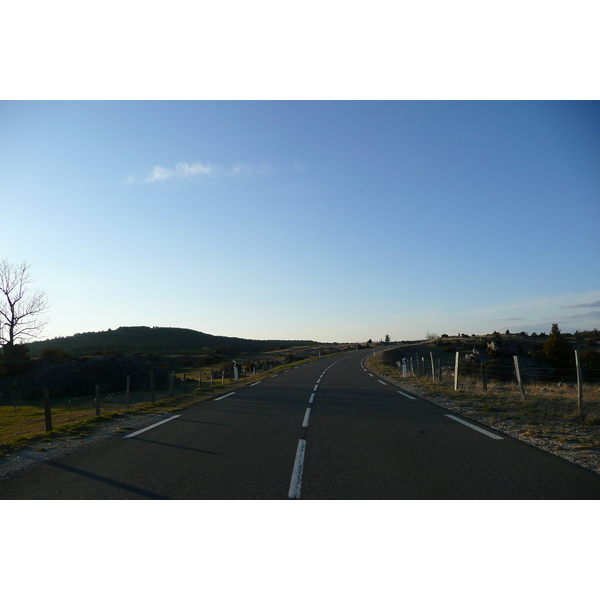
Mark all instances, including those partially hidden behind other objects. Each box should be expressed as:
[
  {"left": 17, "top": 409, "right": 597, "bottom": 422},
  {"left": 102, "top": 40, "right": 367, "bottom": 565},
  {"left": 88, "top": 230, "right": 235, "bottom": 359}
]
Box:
[
  {"left": 488, "top": 317, "right": 526, "bottom": 322},
  {"left": 562, "top": 300, "right": 600, "bottom": 309},
  {"left": 122, "top": 160, "right": 274, "bottom": 185},
  {"left": 560, "top": 310, "right": 600, "bottom": 321},
  {"left": 145, "top": 162, "right": 219, "bottom": 183}
]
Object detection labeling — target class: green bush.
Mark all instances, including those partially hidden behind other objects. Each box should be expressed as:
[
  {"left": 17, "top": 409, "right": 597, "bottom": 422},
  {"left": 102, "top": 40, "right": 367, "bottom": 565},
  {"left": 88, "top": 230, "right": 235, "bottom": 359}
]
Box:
[
  {"left": 542, "top": 324, "right": 573, "bottom": 368},
  {"left": 0, "top": 344, "right": 33, "bottom": 377},
  {"left": 580, "top": 348, "right": 600, "bottom": 369},
  {"left": 40, "top": 346, "right": 76, "bottom": 364}
]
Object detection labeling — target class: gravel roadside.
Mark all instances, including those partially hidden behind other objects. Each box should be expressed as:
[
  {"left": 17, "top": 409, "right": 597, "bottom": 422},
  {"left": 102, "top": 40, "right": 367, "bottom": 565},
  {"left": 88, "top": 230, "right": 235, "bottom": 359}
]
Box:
[{"left": 0, "top": 411, "right": 170, "bottom": 483}]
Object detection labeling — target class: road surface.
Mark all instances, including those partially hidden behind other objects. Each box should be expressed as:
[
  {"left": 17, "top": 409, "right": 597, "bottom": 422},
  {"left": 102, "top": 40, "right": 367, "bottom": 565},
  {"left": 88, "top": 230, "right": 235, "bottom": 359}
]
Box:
[{"left": 1, "top": 348, "right": 600, "bottom": 499}]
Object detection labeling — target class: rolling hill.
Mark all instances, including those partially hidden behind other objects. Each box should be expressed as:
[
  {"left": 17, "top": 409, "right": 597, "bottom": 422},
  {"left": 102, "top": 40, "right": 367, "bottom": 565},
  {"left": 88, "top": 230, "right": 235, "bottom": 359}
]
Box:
[{"left": 26, "top": 326, "right": 317, "bottom": 357}]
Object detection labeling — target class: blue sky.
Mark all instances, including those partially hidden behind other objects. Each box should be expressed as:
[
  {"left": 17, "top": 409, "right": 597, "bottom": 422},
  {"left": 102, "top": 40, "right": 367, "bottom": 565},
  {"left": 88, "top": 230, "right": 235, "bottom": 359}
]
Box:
[{"left": 1, "top": 100, "right": 599, "bottom": 343}]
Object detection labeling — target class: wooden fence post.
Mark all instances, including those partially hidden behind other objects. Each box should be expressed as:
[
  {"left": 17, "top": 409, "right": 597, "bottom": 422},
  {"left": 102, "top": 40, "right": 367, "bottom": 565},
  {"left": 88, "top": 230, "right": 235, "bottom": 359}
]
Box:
[
  {"left": 481, "top": 363, "right": 488, "bottom": 393},
  {"left": 575, "top": 349, "right": 583, "bottom": 419},
  {"left": 437, "top": 359, "right": 441, "bottom": 383},
  {"left": 95, "top": 384, "right": 101, "bottom": 416},
  {"left": 43, "top": 387, "right": 52, "bottom": 432},
  {"left": 454, "top": 352, "right": 460, "bottom": 391},
  {"left": 430, "top": 352, "right": 436, "bottom": 382},
  {"left": 126, "top": 375, "right": 131, "bottom": 410},
  {"left": 410, "top": 357, "right": 414, "bottom": 375},
  {"left": 513, "top": 356, "right": 526, "bottom": 402}
]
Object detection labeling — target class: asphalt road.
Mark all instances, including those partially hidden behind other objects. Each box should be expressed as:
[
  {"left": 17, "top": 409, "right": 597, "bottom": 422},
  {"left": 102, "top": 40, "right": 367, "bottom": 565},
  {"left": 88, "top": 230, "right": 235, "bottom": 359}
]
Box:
[{"left": 2, "top": 348, "right": 600, "bottom": 499}]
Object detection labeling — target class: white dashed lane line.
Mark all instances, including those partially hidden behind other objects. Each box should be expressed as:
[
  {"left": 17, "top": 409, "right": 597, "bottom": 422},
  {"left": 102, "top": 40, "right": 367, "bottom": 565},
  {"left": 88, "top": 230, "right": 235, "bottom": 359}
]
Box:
[
  {"left": 445, "top": 415, "right": 503, "bottom": 440},
  {"left": 302, "top": 407, "right": 312, "bottom": 428},
  {"left": 213, "top": 392, "right": 236, "bottom": 402},
  {"left": 124, "top": 415, "right": 181, "bottom": 438},
  {"left": 288, "top": 440, "right": 305, "bottom": 499}
]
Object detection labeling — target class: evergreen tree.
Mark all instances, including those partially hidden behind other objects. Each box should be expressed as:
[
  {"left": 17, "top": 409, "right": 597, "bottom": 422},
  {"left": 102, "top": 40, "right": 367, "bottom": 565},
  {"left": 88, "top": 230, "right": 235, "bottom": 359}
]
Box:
[{"left": 542, "top": 324, "right": 572, "bottom": 368}]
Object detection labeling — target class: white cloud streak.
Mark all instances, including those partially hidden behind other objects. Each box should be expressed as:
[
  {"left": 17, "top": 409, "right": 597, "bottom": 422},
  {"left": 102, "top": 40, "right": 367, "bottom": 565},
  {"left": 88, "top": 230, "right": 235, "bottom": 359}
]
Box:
[
  {"left": 121, "top": 161, "right": 275, "bottom": 185},
  {"left": 562, "top": 300, "right": 600, "bottom": 309}
]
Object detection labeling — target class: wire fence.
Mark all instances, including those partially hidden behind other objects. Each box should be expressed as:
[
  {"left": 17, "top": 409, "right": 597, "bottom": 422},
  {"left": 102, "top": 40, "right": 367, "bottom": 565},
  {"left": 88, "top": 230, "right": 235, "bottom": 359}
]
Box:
[
  {"left": 391, "top": 349, "right": 600, "bottom": 422},
  {"left": 0, "top": 368, "right": 239, "bottom": 445}
]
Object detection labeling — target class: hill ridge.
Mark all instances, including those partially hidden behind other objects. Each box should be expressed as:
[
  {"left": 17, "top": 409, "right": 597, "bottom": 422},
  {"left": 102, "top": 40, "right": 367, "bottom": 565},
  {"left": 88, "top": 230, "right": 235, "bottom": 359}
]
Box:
[{"left": 26, "top": 326, "right": 317, "bottom": 357}]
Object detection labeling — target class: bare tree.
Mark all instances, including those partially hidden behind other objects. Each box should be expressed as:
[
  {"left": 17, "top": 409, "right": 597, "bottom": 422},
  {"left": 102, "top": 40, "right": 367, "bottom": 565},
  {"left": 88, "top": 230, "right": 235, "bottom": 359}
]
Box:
[{"left": 0, "top": 260, "right": 49, "bottom": 349}]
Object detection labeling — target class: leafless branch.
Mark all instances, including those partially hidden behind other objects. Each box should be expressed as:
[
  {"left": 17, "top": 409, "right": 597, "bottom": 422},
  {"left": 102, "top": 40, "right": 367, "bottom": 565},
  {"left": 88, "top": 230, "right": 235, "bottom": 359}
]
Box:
[{"left": 0, "top": 260, "right": 49, "bottom": 347}]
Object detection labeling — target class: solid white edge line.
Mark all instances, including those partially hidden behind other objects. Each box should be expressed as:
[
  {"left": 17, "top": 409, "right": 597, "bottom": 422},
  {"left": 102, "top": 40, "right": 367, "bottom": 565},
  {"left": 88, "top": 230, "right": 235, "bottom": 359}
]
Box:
[
  {"left": 397, "top": 391, "right": 416, "bottom": 399},
  {"left": 124, "top": 415, "right": 181, "bottom": 438},
  {"left": 288, "top": 439, "right": 306, "bottom": 499},
  {"left": 302, "top": 407, "right": 311, "bottom": 427},
  {"left": 445, "top": 414, "right": 503, "bottom": 440},
  {"left": 213, "top": 392, "right": 236, "bottom": 401}
]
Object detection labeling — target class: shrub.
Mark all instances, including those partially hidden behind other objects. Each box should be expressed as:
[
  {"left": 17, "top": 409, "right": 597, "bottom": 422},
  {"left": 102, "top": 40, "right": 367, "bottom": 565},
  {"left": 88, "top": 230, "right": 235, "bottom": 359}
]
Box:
[
  {"left": 542, "top": 324, "right": 573, "bottom": 368},
  {"left": 0, "top": 344, "right": 33, "bottom": 377},
  {"left": 580, "top": 348, "right": 600, "bottom": 369},
  {"left": 40, "top": 346, "right": 76, "bottom": 364}
]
